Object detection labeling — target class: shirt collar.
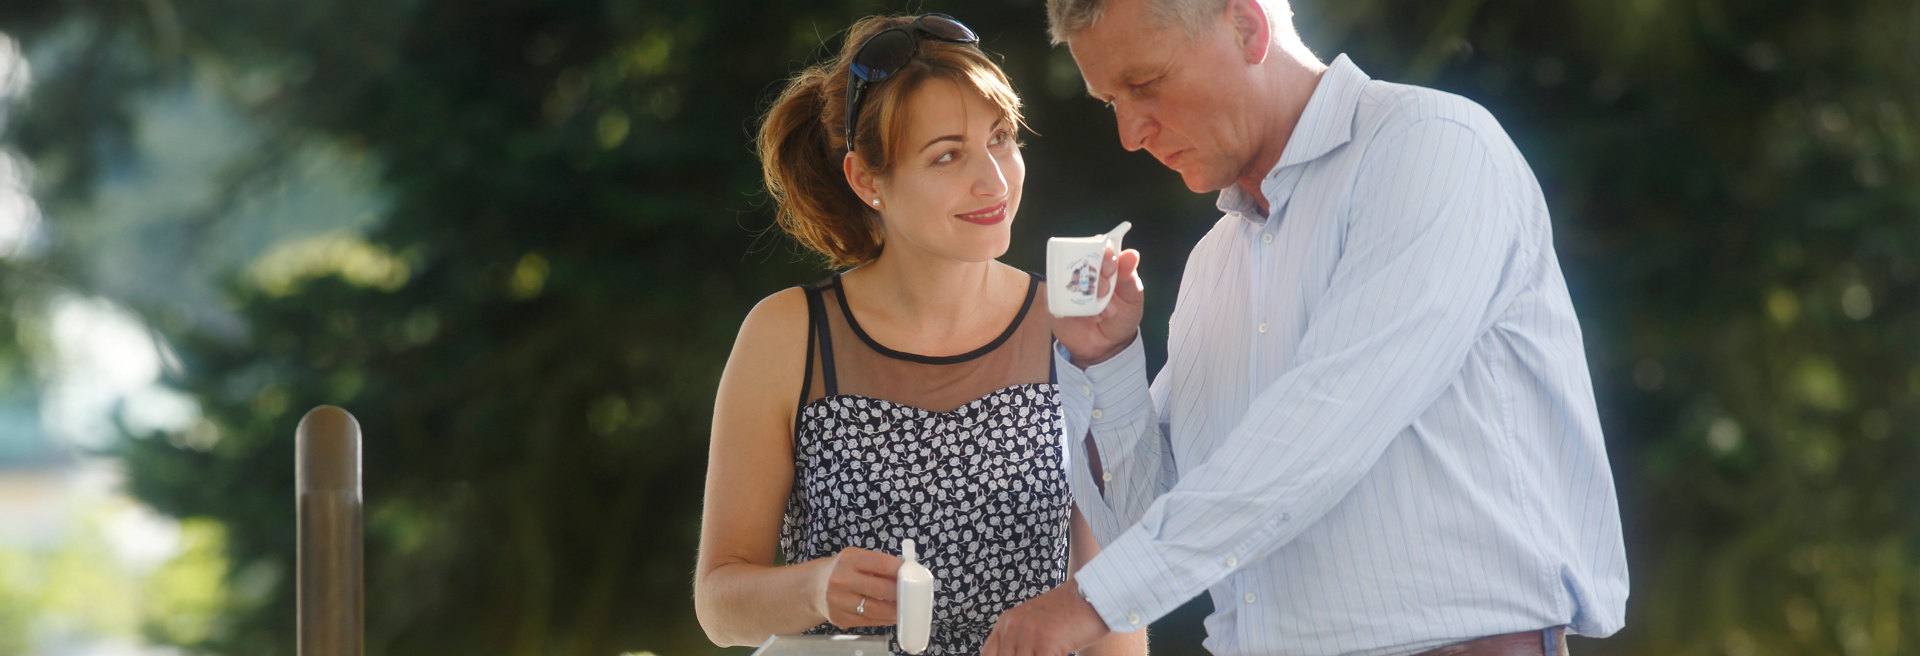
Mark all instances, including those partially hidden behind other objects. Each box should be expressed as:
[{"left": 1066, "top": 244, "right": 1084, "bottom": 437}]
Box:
[{"left": 1216, "top": 54, "right": 1371, "bottom": 220}]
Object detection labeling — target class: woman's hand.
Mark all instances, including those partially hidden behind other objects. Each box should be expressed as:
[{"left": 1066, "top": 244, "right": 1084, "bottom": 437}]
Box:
[
  {"left": 1053, "top": 247, "right": 1144, "bottom": 368},
  {"left": 814, "top": 546, "right": 905, "bottom": 629}
]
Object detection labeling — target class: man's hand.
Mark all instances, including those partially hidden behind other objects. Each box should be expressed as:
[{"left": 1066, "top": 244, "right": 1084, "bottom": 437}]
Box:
[
  {"left": 1054, "top": 247, "right": 1144, "bottom": 368},
  {"left": 981, "top": 579, "right": 1113, "bottom": 656}
]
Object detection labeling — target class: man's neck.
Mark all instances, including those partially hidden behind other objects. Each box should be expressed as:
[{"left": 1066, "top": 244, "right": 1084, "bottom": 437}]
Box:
[{"left": 1235, "top": 48, "right": 1329, "bottom": 216}]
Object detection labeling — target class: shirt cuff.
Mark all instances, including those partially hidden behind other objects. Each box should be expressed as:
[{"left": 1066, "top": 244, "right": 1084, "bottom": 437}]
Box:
[
  {"left": 1072, "top": 524, "right": 1192, "bottom": 634},
  {"left": 1053, "top": 340, "right": 1095, "bottom": 434},
  {"left": 1053, "top": 334, "right": 1149, "bottom": 430}
]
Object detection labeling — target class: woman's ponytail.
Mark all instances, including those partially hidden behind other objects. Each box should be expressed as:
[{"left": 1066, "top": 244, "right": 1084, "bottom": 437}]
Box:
[{"left": 756, "top": 65, "right": 883, "bottom": 268}]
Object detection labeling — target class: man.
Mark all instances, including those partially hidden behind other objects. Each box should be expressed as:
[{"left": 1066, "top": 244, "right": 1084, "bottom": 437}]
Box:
[{"left": 980, "top": 0, "right": 1628, "bottom": 654}]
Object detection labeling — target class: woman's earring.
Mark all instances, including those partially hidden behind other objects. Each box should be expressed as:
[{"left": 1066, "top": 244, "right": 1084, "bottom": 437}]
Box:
[{"left": 871, "top": 199, "right": 881, "bottom": 207}]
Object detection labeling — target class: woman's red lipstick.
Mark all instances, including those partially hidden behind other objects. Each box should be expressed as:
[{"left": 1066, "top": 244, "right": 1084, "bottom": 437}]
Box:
[{"left": 956, "top": 201, "right": 1008, "bottom": 226}]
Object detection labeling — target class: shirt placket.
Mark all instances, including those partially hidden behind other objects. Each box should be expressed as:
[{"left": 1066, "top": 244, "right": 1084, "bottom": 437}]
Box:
[{"left": 1248, "top": 167, "right": 1300, "bottom": 390}]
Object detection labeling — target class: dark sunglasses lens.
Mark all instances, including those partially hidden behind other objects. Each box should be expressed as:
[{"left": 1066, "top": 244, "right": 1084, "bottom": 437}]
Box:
[
  {"left": 918, "top": 15, "right": 978, "bottom": 42},
  {"left": 851, "top": 30, "right": 915, "bottom": 82}
]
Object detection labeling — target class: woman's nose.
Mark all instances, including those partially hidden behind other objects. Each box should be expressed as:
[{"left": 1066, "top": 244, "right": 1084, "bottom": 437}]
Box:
[{"left": 973, "top": 150, "right": 1010, "bottom": 197}]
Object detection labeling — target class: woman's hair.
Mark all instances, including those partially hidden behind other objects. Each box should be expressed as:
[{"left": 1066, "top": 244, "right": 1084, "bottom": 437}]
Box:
[{"left": 757, "top": 15, "right": 1026, "bottom": 269}]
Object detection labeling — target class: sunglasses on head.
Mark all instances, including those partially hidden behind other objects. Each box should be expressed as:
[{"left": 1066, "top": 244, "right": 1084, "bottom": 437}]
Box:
[{"left": 844, "top": 13, "right": 980, "bottom": 152}]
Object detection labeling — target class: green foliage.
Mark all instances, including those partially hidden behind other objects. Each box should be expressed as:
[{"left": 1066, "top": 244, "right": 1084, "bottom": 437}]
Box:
[
  {"left": 0, "top": 0, "right": 1915, "bottom": 655},
  {"left": 0, "top": 501, "right": 181, "bottom": 655},
  {"left": 141, "top": 518, "right": 231, "bottom": 646},
  {"left": 0, "top": 550, "right": 37, "bottom": 656}
]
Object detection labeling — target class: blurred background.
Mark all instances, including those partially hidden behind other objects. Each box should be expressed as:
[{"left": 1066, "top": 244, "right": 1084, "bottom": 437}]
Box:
[{"left": 0, "top": 0, "right": 1914, "bottom": 654}]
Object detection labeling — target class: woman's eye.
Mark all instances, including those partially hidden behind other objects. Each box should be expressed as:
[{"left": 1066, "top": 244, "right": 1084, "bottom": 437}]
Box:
[
  {"left": 934, "top": 151, "right": 956, "bottom": 164},
  {"left": 989, "top": 130, "right": 1010, "bottom": 146}
]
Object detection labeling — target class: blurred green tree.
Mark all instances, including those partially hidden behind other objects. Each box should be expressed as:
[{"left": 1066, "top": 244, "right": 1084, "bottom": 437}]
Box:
[{"left": 0, "top": 0, "right": 1914, "bottom": 655}]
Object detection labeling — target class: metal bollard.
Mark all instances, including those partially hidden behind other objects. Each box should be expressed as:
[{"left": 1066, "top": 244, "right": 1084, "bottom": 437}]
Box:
[{"left": 297, "top": 405, "right": 364, "bottom": 656}]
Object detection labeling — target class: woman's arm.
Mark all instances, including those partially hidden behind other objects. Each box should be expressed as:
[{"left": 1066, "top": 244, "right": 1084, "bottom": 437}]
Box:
[
  {"left": 694, "top": 288, "right": 903, "bottom": 646},
  {"left": 1070, "top": 506, "right": 1149, "bottom": 656}
]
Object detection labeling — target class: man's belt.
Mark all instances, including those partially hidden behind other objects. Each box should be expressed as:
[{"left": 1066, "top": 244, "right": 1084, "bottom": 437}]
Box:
[{"left": 1412, "top": 627, "right": 1567, "bottom": 656}]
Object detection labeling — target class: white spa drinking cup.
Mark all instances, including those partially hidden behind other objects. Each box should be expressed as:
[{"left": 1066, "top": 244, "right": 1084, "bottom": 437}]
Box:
[{"left": 1045, "top": 221, "right": 1132, "bottom": 317}]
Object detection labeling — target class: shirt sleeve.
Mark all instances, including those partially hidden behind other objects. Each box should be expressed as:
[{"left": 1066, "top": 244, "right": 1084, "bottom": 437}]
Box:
[
  {"left": 1072, "top": 117, "right": 1537, "bottom": 633},
  {"left": 1054, "top": 334, "right": 1179, "bottom": 546}
]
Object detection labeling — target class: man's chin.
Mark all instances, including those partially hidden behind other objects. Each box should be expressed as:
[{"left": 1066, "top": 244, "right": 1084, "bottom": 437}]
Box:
[{"left": 1178, "top": 169, "right": 1229, "bottom": 194}]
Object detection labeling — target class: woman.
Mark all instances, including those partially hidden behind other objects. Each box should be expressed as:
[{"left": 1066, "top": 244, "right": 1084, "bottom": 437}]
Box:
[{"left": 694, "top": 13, "right": 1146, "bottom": 656}]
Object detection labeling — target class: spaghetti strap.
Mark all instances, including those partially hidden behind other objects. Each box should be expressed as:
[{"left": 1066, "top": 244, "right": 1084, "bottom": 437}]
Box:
[
  {"left": 796, "top": 287, "right": 819, "bottom": 441},
  {"left": 802, "top": 281, "right": 838, "bottom": 396}
]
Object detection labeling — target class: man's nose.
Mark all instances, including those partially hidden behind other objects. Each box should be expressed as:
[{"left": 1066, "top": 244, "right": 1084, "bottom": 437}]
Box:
[{"left": 1116, "top": 103, "right": 1156, "bottom": 152}]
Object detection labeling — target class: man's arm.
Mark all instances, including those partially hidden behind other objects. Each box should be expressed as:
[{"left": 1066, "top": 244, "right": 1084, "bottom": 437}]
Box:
[
  {"left": 1073, "top": 117, "right": 1536, "bottom": 632},
  {"left": 1055, "top": 335, "right": 1178, "bottom": 544}
]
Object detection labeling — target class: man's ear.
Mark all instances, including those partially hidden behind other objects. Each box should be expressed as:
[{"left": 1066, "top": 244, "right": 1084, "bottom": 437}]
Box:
[
  {"left": 844, "top": 151, "right": 882, "bottom": 207},
  {"left": 1228, "top": 0, "right": 1272, "bottom": 64}
]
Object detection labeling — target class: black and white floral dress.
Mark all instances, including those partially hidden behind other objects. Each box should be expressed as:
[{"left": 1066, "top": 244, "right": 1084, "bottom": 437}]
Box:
[{"left": 781, "top": 272, "right": 1070, "bottom": 655}]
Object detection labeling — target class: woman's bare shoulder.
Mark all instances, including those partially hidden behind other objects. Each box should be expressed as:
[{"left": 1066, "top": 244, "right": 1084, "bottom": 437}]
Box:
[
  {"left": 738, "top": 285, "right": 813, "bottom": 347},
  {"left": 720, "top": 285, "right": 815, "bottom": 397}
]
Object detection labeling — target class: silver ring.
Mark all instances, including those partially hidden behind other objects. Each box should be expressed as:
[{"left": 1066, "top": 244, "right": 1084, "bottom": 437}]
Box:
[{"left": 856, "top": 596, "right": 867, "bottom": 616}]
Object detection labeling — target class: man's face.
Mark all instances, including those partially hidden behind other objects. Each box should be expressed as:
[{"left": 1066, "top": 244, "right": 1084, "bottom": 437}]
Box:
[{"left": 1069, "top": 0, "right": 1264, "bottom": 194}]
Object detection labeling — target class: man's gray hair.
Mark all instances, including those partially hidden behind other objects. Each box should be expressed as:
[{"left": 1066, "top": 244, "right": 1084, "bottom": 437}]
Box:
[{"left": 1045, "top": 0, "right": 1288, "bottom": 46}]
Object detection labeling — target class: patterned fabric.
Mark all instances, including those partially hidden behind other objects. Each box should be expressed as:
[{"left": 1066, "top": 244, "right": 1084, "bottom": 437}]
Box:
[
  {"left": 780, "top": 274, "right": 1070, "bottom": 655},
  {"left": 1057, "top": 54, "right": 1628, "bottom": 656}
]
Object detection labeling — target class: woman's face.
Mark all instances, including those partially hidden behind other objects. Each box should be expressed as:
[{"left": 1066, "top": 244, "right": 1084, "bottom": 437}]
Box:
[{"left": 867, "top": 80, "right": 1025, "bottom": 266}]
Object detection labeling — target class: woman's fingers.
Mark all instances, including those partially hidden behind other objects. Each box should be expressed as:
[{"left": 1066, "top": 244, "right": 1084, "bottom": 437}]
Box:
[
  {"left": 827, "top": 584, "right": 900, "bottom": 626},
  {"left": 843, "top": 545, "right": 906, "bottom": 575},
  {"left": 835, "top": 569, "right": 901, "bottom": 616},
  {"left": 822, "top": 547, "right": 906, "bottom": 627},
  {"left": 857, "top": 594, "right": 900, "bottom": 624}
]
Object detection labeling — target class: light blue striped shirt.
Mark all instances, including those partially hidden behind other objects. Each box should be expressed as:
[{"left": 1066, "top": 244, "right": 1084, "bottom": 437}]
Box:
[{"left": 1056, "top": 55, "right": 1628, "bottom": 655}]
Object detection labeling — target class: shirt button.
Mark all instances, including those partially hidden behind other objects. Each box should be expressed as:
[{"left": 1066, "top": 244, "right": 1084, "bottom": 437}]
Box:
[
  {"left": 1261, "top": 233, "right": 1274, "bottom": 244},
  {"left": 1127, "top": 613, "right": 1140, "bottom": 625},
  {"left": 1244, "top": 593, "right": 1257, "bottom": 604},
  {"left": 1091, "top": 409, "right": 1104, "bottom": 419},
  {"left": 1102, "top": 472, "right": 1114, "bottom": 482},
  {"left": 1081, "top": 385, "right": 1092, "bottom": 395},
  {"left": 1257, "top": 323, "right": 1268, "bottom": 334},
  {"left": 1225, "top": 557, "right": 1237, "bottom": 567}
]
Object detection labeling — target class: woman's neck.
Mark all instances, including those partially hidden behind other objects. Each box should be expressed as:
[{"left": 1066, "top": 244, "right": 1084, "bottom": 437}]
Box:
[{"left": 842, "top": 253, "right": 1012, "bottom": 353}]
